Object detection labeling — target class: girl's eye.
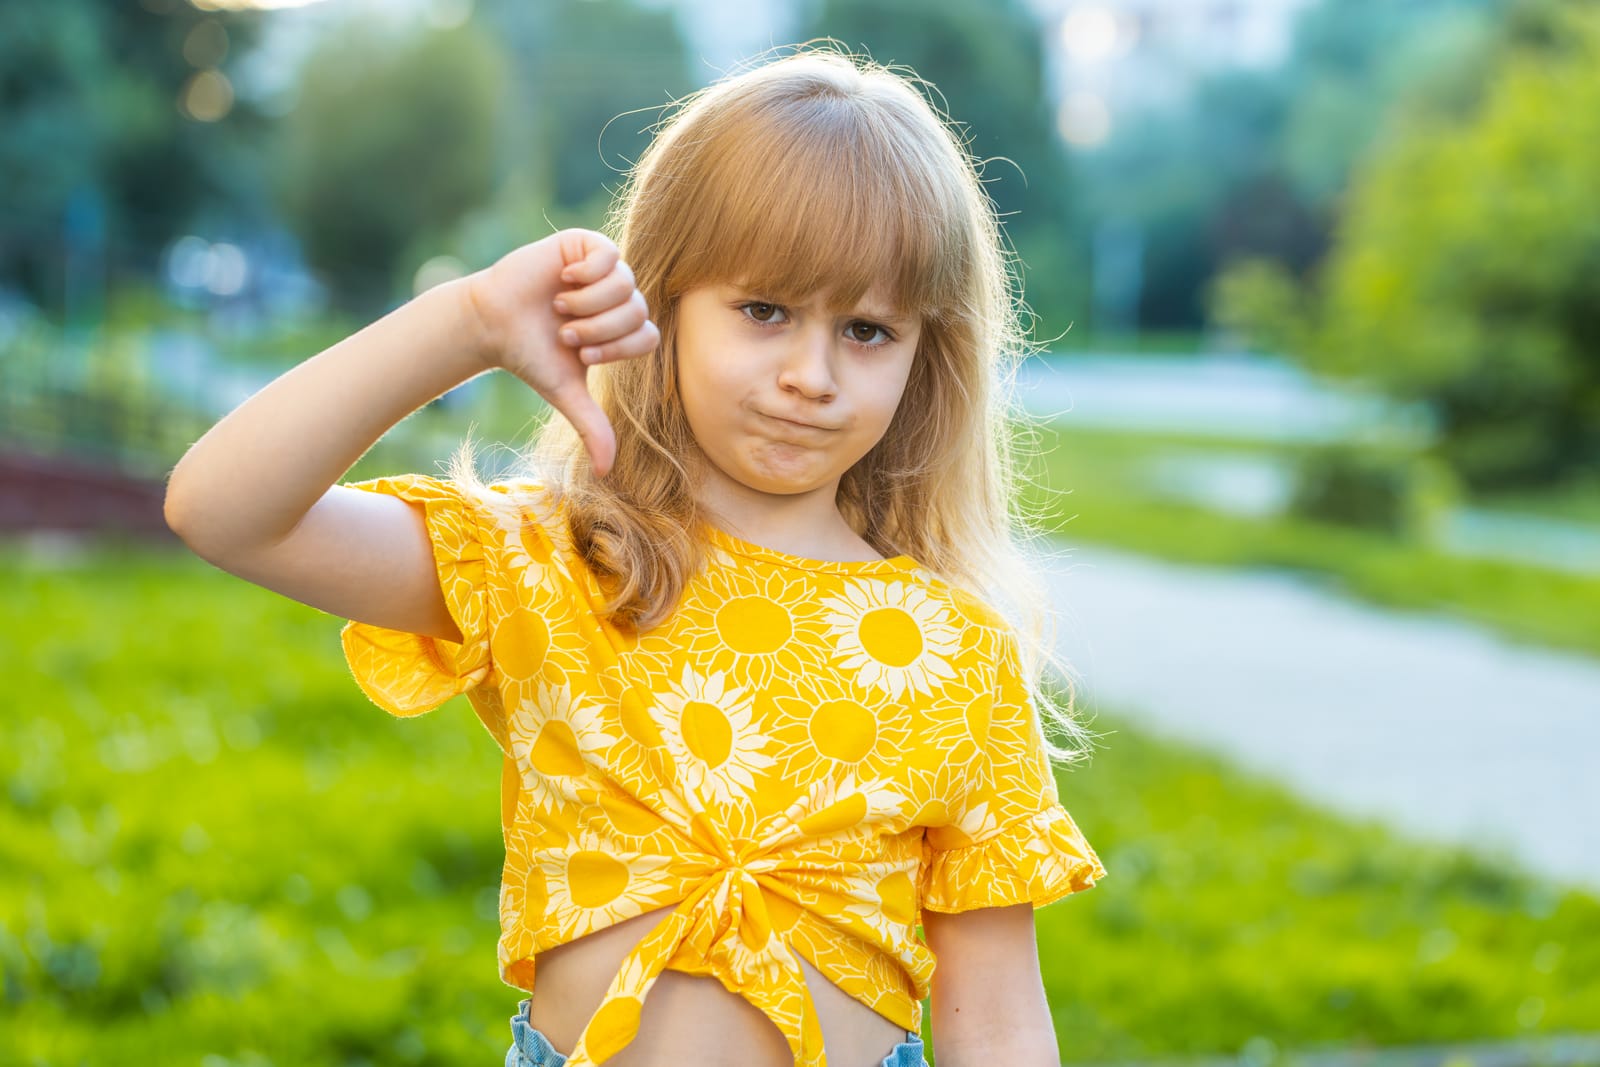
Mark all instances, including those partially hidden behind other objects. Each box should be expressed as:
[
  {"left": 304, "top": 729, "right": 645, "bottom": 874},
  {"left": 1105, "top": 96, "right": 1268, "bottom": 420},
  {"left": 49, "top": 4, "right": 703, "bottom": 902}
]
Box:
[
  {"left": 736, "top": 302, "right": 895, "bottom": 347},
  {"left": 742, "top": 301, "right": 783, "bottom": 324},
  {"left": 849, "top": 322, "right": 891, "bottom": 345}
]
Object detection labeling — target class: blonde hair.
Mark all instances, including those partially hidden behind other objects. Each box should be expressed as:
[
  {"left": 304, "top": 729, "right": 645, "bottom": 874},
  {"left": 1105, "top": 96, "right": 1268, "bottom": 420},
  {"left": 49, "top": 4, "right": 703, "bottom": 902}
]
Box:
[{"left": 448, "top": 41, "right": 1103, "bottom": 769}]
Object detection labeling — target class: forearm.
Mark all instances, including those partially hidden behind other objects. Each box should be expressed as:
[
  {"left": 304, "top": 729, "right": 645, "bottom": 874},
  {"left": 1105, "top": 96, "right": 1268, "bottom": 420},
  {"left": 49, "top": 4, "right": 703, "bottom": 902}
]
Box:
[
  {"left": 164, "top": 274, "right": 492, "bottom": 553},
  {"left": 931, "top": 1026, "right": 1060, "bottom": 1067}
]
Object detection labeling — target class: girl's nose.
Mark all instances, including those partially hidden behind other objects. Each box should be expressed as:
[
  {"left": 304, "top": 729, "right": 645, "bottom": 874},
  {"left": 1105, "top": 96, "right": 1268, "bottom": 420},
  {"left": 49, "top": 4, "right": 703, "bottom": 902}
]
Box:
[{"left": 777, "top": 328, "right": 839, "bottom": 398}]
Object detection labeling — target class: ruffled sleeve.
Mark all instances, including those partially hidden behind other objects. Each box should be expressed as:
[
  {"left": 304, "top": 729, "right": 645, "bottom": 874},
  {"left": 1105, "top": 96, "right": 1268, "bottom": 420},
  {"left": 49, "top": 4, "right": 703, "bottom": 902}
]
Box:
[
  {"left": 920, "top": 804, "right": 1106, "bottom": 912},
  {"left": 920, "top": 624, "right": 1108, "bottom": 913},
  {"left": 338, "top": 473, "right": 497, "bottom": 717}
]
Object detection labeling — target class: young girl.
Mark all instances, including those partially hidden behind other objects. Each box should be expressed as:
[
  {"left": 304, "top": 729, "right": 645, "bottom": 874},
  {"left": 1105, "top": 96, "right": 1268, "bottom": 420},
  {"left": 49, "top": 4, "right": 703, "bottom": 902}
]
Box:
[{"left": 165, "top": 43, "right": 1106, "bottom": 1067}]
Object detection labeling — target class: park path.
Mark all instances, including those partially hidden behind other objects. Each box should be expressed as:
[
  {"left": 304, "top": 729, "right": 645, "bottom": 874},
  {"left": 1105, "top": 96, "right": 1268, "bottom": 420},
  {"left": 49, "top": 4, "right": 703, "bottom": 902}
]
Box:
[{"left": 1023, "top": 536, "right": 1598, "bottom": 895}]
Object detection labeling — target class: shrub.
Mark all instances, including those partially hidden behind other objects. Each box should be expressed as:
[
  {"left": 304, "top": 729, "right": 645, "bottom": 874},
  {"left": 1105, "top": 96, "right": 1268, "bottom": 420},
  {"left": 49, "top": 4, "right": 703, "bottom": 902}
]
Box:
[{"left": 1288, "top": 443, "right": 1461, "bottom": 540}]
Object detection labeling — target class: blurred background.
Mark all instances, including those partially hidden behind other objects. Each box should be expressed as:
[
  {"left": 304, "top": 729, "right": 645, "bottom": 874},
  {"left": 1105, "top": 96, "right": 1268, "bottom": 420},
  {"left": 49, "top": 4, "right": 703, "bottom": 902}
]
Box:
[{"left": 3, "top": 0, "right": 1598, "bottom": 1063}]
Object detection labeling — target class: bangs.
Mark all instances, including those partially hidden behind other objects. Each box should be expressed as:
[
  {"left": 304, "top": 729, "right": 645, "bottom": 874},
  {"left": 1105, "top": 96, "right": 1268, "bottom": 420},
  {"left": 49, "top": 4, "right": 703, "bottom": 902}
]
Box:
[{"left": 664, "top": 93, "right": 967, "bottom": 325}]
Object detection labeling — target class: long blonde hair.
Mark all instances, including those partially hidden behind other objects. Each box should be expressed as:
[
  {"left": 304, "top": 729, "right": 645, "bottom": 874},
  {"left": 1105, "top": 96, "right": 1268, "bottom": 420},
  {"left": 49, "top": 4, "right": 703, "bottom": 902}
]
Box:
[{"left": 448, "top": 41, "right": 1103, "bottom": 768}]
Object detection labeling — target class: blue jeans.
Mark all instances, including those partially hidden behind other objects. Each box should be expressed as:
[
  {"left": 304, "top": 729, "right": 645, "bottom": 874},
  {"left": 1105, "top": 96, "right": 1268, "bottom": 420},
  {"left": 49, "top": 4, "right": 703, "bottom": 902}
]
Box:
[{"left": 505, "top": 997, "right": 928, "bottom": 1067}]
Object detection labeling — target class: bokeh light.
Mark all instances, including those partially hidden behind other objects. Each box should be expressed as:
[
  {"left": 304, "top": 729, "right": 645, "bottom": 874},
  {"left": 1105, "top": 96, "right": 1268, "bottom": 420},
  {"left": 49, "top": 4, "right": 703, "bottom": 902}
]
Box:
[
  {"left": 165, "top": 236, "right": 249, "bottom": 297},
  {"left": 413, "top": 255, "right": 469, "bottom": 297},
  {"left": 1058, "top": 90, "right": 1112, "bottom": 148},
  {"left": 179, "top": 69, "right": 235, "bottom": 121},
  {"left": 1060, "top": 4, "right": 1125, "bottom": 64},
  {"left": 182, "top": 19, "right": 230, "bottom": 68}
]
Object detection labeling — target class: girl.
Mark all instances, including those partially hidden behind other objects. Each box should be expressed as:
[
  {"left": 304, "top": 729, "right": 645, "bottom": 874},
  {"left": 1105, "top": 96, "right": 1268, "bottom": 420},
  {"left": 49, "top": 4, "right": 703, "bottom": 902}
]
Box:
[{"left": 165, "top": 42, "right": 1107, "bottom": 1067}]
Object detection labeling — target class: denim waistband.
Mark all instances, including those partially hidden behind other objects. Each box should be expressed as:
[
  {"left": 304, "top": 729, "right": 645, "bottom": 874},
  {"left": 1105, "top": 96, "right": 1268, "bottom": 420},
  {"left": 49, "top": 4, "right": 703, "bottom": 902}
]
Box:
[{"left": 505, "top": 997, "right": 927, "bottom": 1067}]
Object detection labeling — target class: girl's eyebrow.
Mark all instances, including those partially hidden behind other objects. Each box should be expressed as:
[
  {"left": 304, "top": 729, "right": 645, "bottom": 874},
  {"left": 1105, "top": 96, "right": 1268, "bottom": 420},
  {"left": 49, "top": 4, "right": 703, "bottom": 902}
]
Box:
[
  {"left": 859, "top": 305, "right": 912, "bottom": 325},
  {"left": 723, "top": 284, "right": 911, "bottom": 324}
]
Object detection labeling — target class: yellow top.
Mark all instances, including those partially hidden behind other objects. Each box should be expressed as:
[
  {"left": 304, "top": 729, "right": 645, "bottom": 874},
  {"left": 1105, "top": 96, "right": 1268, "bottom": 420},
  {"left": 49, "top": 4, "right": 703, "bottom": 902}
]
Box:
[{"left": 339, "top": 473, "right": 1107, "bottom": 1067}]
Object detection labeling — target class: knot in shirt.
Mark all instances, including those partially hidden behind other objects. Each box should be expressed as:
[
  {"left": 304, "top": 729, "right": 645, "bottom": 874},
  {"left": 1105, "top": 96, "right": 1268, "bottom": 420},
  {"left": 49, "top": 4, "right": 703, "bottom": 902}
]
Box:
[
  {"left": 695, "top": 858, "right": 786, "bottom": 987},
  {"left": 560, "top": 851, "right": 830, "bottom": 1067}
]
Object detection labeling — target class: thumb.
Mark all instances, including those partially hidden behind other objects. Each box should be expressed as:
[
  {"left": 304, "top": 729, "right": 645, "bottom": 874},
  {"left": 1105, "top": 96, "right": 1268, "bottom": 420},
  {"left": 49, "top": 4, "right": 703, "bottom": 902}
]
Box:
[{"left": 547, "top": 380, "right": 617, "bottom": 479}]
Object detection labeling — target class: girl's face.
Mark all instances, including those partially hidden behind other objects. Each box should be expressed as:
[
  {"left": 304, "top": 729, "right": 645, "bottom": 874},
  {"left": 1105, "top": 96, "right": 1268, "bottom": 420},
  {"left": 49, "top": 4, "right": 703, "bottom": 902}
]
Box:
[{"left": 674, "top": 281, "right": 921, "bottom": 510}]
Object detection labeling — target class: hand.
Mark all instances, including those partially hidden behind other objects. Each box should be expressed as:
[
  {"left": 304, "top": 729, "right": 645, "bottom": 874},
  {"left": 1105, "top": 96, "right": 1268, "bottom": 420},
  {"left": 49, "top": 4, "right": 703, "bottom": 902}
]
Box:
[{"left": 465, "top": 229, "right": 659, "bottom": 478}]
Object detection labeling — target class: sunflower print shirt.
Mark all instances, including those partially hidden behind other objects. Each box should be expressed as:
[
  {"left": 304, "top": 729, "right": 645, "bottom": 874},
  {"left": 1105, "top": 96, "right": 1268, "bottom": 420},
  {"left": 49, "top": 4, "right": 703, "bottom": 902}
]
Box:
[{"left": 339, "top": 473, "right": 1107, "bottom": 1067}]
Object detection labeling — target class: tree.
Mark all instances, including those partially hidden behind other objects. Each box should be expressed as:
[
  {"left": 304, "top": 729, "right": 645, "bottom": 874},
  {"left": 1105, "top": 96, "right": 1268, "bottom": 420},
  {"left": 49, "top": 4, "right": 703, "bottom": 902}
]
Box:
[
  {"left": 1216, "top": 1, "right": 1600, "bottom": 490},
  {"left": 0, "top": 0, "right": 270, "bottom": 317},
  {"left": 270, "top": 19, "right": 505, "bottom": 315},
  {"left": 1082, "top": 0, "right": 1499, "bottom": 332},
  {"left": 474, "top": 0, "right": 695, "bottom": 219}
]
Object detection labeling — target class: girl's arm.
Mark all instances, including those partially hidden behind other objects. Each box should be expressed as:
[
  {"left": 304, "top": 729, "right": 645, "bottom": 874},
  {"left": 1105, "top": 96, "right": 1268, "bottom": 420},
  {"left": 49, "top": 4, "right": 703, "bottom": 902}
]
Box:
[
  {"left": 163, "top": 229, "right": 656, "bottom": 642},
  {"left": 921, "top": 904, "right": 1061, "bottom": 1067}
]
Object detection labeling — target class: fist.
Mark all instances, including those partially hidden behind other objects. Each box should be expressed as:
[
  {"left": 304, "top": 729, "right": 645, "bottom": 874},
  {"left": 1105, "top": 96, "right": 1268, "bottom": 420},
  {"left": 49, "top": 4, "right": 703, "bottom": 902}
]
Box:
[{"left": 465, "top": 229, "right": 659, "bottom": 478}]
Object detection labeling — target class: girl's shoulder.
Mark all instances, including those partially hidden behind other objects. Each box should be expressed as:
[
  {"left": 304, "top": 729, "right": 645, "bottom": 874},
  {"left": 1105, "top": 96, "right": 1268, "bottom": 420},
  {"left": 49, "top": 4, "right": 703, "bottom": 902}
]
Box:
[
  {"left": 469, "top": 477, "right": 563, "bottom": 526},
  {"left": 474, "top": 475, "right": 555, "bottom": 504},
  {"left": 451, "top": 476, "right": 579, "bottom": 567},
  {"left": 921, "top": 572, "right": 1012, "bottom": 635}
]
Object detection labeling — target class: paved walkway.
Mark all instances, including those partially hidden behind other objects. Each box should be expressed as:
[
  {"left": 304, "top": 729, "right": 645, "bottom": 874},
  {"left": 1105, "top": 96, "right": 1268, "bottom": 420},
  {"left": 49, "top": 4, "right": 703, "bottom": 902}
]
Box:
[{"left": 1024, "top": 537, "right": 1599, "bottom": 894}]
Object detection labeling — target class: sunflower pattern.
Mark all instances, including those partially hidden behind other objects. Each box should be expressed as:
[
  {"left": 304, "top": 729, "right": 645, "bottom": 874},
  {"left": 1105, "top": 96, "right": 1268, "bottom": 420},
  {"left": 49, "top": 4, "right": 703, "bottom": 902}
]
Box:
[{"left": 339, "top": 473, "right": 1108, "bottom": 1067}]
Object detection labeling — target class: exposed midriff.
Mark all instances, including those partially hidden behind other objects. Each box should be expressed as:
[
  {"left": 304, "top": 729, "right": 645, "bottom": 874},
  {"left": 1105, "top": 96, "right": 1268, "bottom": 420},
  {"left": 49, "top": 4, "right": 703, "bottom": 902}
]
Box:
[{"left": 525, "top": 904, "right": 913, "bottom": 1067}]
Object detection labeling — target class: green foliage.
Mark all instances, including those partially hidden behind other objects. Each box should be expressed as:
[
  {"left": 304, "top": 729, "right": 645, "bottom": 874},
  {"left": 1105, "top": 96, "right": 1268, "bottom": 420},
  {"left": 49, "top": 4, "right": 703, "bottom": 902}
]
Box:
[
  {"left": 438, "top": 0, "right": 694, "bottom": 270},
  {"left": 3, "top": 539, "right": 1596, "bottom": 1063},
  {"left": 0, "top": 290, "right": 402, "bottom": 481},
  {"left": 268, "top": 1, "right": 697, "bottom": 310},
  {"left": 1308, "top": 2, "right": 1600, "bottom": 490},
  {"left": 0, "top": 0, "right": 272, "bottom": 315},
  {"left": 272, "top": 20, "right": 507, "bottom": 314},
  {"left": 1085, "top": 0, "right": 1498, "bottom": 330},
  {"left": 3, "top": 547, "right": 515, "bottom": 1063},
  {"left": 0, "top": 285, "right": 217, "bottom": 478},
  {"left": 1286, "top": 443, "right": 1462, "bottom": 540},
  {"left": 474, "top": 0, "right": 694, "bottom": 216},
  {"left": 1276, "top": 0, "right": 1498, "bottom": 202},
  {"left": 1208, "top": 255, "right": 1314, "bottom": 357}
]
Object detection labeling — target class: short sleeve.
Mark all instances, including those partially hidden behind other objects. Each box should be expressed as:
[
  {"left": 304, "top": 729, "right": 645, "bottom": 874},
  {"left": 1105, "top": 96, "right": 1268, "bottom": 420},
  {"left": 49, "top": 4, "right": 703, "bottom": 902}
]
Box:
[
  {"left": 339, "top": 473, "right": 496, "bottom": 718},
  {"left": 919, "top": 625, "right": 1107, "bottom": 913}
]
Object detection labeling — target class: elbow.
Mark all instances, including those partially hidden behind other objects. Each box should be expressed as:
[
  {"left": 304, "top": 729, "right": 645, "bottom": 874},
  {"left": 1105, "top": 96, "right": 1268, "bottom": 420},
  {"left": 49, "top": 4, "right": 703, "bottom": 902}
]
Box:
[
  {"left": 162, "top": 478, "right": 218, "bottom": 561},
  {"left": 161, "top": 478, "right": 300, "bottom": 567},
  {"left": 162, "top": 480, "right": 188, "bottom": 541},
  {"left": 163, "top": 476, "right": 197, "bottom": 545}
]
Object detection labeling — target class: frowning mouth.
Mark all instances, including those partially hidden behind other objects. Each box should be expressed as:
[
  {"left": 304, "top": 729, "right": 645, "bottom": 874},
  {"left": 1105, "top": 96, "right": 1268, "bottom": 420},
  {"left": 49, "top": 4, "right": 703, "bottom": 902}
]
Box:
[{"left": 761, "top": 411, "right": 832, "bottom": 431}]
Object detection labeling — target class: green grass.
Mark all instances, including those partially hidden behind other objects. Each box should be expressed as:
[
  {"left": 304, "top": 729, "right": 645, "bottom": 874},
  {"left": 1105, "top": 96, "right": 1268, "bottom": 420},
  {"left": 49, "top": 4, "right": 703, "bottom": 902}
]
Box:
[
  {"left": 1471, "top": 469, "right": 1600, "bottom": 526},
  {"left": 3, "top": 542, "right": 1595, "bottom": 1065},
  {"left": 1018, "top": 423, "right": 1600, "bottom": 659},
  {"left": 1050, "top": 331, "right": 1210, "bottom": 355},
  {"left": 3, "top": 545, "right": 514, "bottom": 1065}
]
